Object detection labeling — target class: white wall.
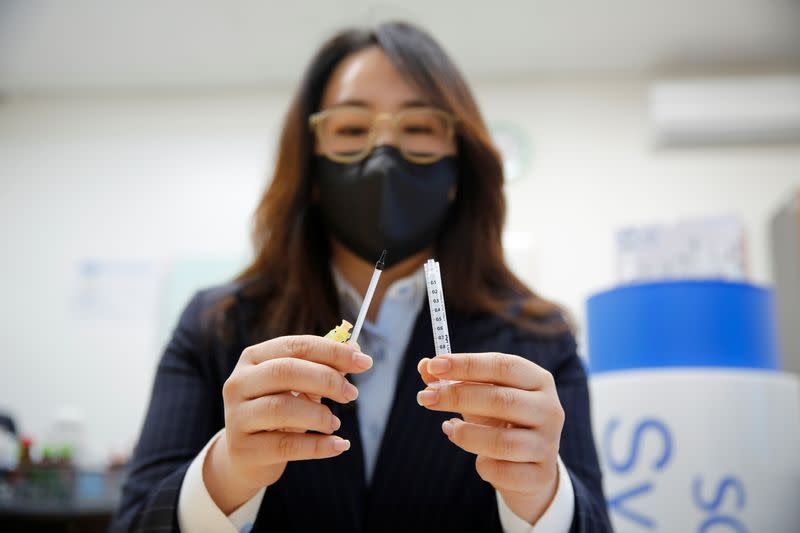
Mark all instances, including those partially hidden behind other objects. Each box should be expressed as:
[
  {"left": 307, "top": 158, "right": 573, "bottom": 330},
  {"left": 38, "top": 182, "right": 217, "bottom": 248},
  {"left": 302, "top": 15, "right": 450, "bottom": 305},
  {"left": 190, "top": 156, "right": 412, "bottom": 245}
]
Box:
[{"left": 1, "top": 77, "right": 798, "bottom": 462}]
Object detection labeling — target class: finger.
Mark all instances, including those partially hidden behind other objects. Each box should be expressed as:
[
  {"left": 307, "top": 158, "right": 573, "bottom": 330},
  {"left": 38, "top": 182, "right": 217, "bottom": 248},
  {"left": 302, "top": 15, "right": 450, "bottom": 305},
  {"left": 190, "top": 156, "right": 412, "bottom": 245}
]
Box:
[
  {"left": 426, "top": 353, "right": 553, "bottom": 391},
  {"left": 241, "top": 335, "right": 373, "bottom": 373},
  {"left": 236, "top": 394, "right": 341, "bottom": 434},
  {"left": 475, "top": 456, "right": 552, "bottom": 493},
  {"left": 234, "top": 358, "right": 359, "bottom": 404},
  {"left": 231, "top": 431, "right": 351, "bottom": 465},
  {"left": 346, "top": 340, "right": 361, "bottom": 352},
  {"left": 441, "top": 418, "right": 553, "bottom": 463},
  {"left": 417, "top": 358, "right": 438, "bottom": 385},
  {"left": 417, "top": 383, "right": 548, "bottom": 428}
]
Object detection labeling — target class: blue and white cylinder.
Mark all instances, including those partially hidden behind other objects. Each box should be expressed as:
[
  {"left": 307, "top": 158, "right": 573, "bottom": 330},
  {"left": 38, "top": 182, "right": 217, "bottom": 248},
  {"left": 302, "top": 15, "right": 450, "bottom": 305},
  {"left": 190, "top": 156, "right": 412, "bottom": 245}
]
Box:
[{"left": 587, "top": 280, "right": 800, "bottom": 532}]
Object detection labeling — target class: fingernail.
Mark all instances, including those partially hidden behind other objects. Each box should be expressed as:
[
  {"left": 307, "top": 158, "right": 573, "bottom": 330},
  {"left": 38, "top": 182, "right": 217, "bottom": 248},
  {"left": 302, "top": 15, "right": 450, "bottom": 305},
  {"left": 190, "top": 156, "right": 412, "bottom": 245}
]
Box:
[
  {"left": 353, "top": 351, "right": 373, "bottom": 370},
  {"left": 428, "top": 357, "right": 451, "bottom": 375},
  {"left": 441, "top": 420, "right": 453, "bottom": 436},
  {"left": 333, "top": 438, "right": 350, "bottom": 452},
  {"left": 331, "top": 416, "right": 341, "bottom": 431},
  {"left": 417, "top": 390, "right": 439, "bottom": 406},
  {"left": 344, "top": 382, "right": 359, "bottom": 401}
]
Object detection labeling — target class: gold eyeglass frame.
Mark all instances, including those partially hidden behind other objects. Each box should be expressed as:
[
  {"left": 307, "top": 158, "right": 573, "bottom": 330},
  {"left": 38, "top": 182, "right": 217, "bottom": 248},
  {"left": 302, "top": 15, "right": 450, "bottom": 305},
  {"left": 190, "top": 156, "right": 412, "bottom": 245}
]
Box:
[{"left": 308, "top": 106, "right": 457, "bottom": 164}]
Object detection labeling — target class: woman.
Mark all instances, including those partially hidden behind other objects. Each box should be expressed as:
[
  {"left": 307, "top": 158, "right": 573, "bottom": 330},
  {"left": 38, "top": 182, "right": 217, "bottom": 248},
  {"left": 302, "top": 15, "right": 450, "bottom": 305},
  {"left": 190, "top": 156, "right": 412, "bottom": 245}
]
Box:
[{"left": 111, "top": 22, "right": 611, "bottom": 533}]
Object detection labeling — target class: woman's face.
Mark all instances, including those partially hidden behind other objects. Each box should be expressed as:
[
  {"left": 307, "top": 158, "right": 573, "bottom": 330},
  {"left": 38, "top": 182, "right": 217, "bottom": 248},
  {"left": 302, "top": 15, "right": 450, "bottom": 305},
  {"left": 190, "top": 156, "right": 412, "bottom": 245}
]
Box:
[{"left": 317, "top": 46, "right": 458, "bottom": 156}]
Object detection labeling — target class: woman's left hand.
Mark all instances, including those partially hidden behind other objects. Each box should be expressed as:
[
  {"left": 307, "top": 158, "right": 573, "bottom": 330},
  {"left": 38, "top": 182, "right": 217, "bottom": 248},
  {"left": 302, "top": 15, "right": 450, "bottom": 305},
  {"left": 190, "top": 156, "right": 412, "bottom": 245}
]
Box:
[{"left": 417, "top": 353, "right": 565, "bottom": 525}]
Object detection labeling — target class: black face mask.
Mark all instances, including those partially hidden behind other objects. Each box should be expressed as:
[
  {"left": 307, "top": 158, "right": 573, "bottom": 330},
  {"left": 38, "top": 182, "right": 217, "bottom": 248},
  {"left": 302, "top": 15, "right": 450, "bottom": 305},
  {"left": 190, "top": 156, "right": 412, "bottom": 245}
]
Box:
[{"left": 315, "top": 146, "right": 457, "bottom": 268}]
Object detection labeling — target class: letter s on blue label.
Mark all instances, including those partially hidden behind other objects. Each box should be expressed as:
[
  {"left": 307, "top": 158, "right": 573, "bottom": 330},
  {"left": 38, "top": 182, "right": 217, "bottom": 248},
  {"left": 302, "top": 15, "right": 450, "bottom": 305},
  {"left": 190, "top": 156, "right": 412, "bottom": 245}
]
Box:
[
  {"left": 692, "top": 476, "right": 746, "bottom": 513},
  {"left": 603, "top": 417, "right": 673, "bottom": 474}
]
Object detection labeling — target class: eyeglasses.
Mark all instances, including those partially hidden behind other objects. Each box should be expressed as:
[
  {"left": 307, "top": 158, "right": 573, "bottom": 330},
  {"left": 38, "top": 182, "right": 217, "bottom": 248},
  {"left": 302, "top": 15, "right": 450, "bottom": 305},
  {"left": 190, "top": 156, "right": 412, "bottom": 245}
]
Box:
[{"left": 309, "top": 106, "right": 457, "bottom": 164}]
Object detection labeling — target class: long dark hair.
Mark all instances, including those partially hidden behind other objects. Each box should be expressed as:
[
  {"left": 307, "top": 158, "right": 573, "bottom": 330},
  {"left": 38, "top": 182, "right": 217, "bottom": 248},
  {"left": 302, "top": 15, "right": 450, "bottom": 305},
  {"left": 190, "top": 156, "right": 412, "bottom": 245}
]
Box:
[{"left": 224, "top": 21, "right": 567, "bottom": 339}]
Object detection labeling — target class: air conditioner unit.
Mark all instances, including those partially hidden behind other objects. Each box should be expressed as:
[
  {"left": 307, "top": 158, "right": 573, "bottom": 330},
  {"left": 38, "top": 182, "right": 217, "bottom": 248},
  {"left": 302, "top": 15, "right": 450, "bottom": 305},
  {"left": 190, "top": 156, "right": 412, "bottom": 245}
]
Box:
[{"left": 649, "top": 75, "right": 800, "bottom": 146}]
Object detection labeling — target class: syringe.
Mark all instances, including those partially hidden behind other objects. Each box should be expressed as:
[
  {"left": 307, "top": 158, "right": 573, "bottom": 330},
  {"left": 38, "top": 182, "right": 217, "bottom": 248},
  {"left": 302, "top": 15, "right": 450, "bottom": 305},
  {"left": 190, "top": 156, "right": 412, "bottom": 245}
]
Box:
[
  {"left": 424, "top": 259, "right": 454, "bottom": 384},
  {"left": 350, "top": 249, "right": 386, "bottom": 345},
  {"left": 292, "top": 250, "right": 385, "bottom": 399}
]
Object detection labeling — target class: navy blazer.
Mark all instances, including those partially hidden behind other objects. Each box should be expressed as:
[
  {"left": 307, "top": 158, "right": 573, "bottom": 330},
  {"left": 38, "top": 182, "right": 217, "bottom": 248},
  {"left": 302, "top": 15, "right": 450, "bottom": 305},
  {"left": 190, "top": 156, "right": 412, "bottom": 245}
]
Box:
[{"left": 111, "top": 283, "right": 612, "bottom": 532}]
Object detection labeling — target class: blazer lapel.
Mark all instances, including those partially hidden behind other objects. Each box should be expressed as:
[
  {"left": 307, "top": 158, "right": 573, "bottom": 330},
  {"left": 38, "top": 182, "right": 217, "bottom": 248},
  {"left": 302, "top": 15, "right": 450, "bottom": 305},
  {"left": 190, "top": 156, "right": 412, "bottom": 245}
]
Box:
[{"left": 276, "top": 398, "right": 367, "bottom": 532}]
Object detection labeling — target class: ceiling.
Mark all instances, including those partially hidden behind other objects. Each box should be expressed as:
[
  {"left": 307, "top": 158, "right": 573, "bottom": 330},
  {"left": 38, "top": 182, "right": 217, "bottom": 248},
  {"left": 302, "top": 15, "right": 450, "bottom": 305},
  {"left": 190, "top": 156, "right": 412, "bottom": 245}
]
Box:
[{"left": 1, "top": 0, "right": 799, "bottom": 93}]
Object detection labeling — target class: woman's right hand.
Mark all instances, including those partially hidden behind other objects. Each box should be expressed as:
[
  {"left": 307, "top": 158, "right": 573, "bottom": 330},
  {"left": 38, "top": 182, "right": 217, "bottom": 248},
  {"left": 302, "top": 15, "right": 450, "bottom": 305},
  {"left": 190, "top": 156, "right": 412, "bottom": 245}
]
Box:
[{"left": 204, "top": 335, "right": 373, "bottom": 513}]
